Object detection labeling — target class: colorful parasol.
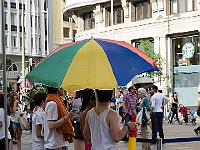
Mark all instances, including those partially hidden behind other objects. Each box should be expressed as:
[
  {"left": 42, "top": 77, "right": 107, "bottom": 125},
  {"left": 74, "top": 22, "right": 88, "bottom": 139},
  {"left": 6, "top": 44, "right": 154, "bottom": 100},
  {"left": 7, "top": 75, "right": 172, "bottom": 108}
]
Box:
[{"left": 26, "top": 38, "right": 158, "bottom": 91}]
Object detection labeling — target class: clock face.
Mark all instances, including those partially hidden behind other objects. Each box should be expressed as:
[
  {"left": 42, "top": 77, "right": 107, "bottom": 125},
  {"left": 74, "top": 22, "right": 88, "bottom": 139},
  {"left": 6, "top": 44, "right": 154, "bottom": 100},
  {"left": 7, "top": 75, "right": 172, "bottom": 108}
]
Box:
[{"left": 182, "top": 43, "right": 195, "bottom": 59}]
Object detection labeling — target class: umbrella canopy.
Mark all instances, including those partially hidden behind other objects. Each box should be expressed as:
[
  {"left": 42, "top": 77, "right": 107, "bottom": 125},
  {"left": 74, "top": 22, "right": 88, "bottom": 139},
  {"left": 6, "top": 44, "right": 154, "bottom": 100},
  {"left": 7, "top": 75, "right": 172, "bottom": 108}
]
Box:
[{"left": 26, "top": 38, "right": 158, "bottom": 91}]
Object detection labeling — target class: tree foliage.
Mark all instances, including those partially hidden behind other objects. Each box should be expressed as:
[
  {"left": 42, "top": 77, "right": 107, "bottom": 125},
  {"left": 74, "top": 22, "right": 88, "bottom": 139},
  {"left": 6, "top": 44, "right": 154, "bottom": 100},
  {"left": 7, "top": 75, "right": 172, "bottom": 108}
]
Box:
[{"left": 140, "top": 40, "right": 169, "bottom": 85}]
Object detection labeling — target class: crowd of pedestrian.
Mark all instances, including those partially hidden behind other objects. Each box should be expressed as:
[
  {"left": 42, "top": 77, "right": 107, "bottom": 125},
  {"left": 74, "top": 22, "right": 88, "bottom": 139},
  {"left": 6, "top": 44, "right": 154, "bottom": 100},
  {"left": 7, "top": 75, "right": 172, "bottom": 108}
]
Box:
[{"left": 0, "top": 84, "right": 200, "bottom": 150}]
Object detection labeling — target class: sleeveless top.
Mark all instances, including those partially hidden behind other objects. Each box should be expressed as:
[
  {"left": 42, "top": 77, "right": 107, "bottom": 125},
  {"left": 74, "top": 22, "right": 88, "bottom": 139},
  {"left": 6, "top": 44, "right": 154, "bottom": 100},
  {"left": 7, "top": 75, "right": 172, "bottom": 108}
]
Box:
[
  {"left": 11, "top": 108, "right": 21, "bottom": 123},
  {"left": 172, "top": 98, "right": 178, "bottom": 108},
  {"left": 88, "top": 108, "right": 118, "bottom": 150}
]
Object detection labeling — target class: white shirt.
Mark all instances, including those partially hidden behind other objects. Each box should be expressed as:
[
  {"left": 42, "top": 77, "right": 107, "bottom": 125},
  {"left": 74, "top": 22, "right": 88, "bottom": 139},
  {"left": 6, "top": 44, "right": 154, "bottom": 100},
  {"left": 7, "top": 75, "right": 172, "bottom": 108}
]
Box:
[
  {"left": 32, "top": 107, "right": 45, "bottom": 150},
  {"left": 151, "top": 93, "right": 168, "bottom": 112},
  {"left": 88, "top": 108, "right": 118, "bottom": 150},
  {"left": 44, "top": 101, "right": 68, "bottom": 149},
  {"left": 117, "top": 95, "right": 123, "bottom": 107},
  {"left": 11, "top": 108, "right": 21, "bottom": 123},
  {"left": 0, "top": 108, "right": 11, "bottom": 140}
]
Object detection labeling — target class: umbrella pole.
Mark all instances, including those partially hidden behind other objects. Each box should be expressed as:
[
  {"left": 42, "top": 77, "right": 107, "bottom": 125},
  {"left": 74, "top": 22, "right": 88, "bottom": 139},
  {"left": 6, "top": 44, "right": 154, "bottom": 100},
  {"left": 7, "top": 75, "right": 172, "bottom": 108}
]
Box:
[{"left": 128, "top": 113, "right": 137, "bottom": 150}]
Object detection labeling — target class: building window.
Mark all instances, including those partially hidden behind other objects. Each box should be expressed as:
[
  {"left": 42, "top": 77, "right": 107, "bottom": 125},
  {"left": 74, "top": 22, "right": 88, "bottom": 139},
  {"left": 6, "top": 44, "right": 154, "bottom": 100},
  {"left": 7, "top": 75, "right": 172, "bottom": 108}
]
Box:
[
  {"left": 19, "top": 14, "right": 22, "bottom": 26},
  {"left": 73, "top": 30, "right": 77, "bottom": 37},
  {"left": 4, "top": 12, "right": 7, "bottom": 24},
  {"left": 39, "top": 38, "right": 41, "bottom": 50},
  {"left": 11, "top": 36, "right": 16, "bottom": 47},
  {"left": 11, "top": 13, "right": 16, "bottom": 25},
  {"left": 38, "top": 16, "right": 40, "bottom": 28},
  {"left": 44, "top": 0, "right": 47, "bottom": 11},
  {"left": 173, "top": 35, "right": 199, "bottom": 67},
  {"left": 38, "top": 0, "right": 40, "bottom": 8},
  {"left": 63, "top": 27, "right": 70, "bottom": 38},
  {"left": 20, "top": 37, "right": 22, "bottom": 48},
  {"left": 35, "top": 16, "right": 37, "bottom": 28},
  {"left": 10, "top": 2, "right": 16, "bottom": 9},
  {"left": 169, "top": 0, "right": 198, "bottom": 14},
  {"left": 131, "top": 1, "right": 152, "bottom": 21},
  {"left": 135, "top": 40, "right": 154, "bottom": 52},
  {"left": 31, "top": 16, "right": 33, "bottom": 27},
  {"left": 63, "top": 14, "right": 69, "bottom": 22},
  {"left": 84, "top": 12, "right": 95, "bottom": 30},
  {"left": 31, "top": 38, "right": 33, "bottom": 48},
  {"left": 44, "top": 18, "right": 47, "bottom": 30},
  {"left": 5, "top": 36, "right": 7, "bottom": 47},
  {"left": 105, "top": 6, "right": 124, "bottom": 26}
]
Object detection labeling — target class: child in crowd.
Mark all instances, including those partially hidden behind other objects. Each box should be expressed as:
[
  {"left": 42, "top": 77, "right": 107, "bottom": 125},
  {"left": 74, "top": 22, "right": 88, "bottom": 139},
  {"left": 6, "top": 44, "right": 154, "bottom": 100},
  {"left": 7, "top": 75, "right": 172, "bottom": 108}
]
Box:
[{"left": 31, "top": 93, "right": 47, "bottom": 150}]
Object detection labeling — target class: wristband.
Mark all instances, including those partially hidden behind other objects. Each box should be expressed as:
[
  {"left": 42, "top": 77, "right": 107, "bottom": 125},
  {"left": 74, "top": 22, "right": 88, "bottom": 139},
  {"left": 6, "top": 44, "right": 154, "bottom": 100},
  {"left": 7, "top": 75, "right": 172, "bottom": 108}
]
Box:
[{"left": 125, "top": 123, "right": 130, "bottom": 132}]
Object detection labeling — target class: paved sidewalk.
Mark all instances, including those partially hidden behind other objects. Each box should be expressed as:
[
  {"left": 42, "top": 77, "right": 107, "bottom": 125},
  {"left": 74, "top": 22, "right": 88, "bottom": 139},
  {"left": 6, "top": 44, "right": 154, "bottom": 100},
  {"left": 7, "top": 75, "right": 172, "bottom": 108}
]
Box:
[{"left": 14, "top": 116, "right": 200, "bottom": 150}]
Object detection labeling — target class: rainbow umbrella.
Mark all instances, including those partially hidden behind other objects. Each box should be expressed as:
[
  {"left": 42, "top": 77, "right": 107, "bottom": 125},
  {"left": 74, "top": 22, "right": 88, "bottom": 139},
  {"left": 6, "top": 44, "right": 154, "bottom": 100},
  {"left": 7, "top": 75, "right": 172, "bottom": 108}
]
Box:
[{"left": 26, "top": 38, "right": 158, "bottom": 91}]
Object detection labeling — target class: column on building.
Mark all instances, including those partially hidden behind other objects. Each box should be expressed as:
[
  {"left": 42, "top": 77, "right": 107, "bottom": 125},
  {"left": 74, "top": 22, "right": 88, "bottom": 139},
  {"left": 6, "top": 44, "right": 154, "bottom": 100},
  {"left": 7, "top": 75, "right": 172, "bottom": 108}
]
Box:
[
  {"left": 25, "top": 0, "right": 32, "bottom": 55},
  {"left": 93, "top": 4, "right": 104, "bottom": 31},
  {"left": 121, "top": 0, "right": 130, "bottom": 24},
  {"left": 150, "top": 0, "right": 159, "bottom": 20},
  {"left": 77, "top": 12, "right": 84, "bottom": 33},
  {"left": 40, "top": 0, "right": 46, "bottom": 57},
  {"left": 17, "top": 0, "right": 20, "bottom": 53},
  {"left": 7, "top": 1, "right": 12, "bottom": 53},
  {"left": 32, "top": 0, "right": 36, "bottom": 55}
]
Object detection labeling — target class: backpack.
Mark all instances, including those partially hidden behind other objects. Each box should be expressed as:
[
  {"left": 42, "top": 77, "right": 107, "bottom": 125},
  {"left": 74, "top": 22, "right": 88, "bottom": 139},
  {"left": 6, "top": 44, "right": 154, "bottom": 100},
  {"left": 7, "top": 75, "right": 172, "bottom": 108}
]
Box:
[{"left": 141, "top": 107, "right": 147, "bottom": 126}]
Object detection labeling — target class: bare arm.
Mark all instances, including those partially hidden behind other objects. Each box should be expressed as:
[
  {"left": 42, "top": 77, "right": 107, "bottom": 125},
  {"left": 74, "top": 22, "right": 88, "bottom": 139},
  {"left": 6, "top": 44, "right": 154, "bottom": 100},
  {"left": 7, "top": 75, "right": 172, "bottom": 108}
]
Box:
[
  {"left": 109, "top": 110, "right": 135, "bottom": 142},
  {"left": 83, "top": 111, "right": 91, "bottom": 144},
  {"left": 0, "top": 121, "right": 2, "bottom": 127},
  {"left": 162, "top": 98, "right": 169, "bottom": 108},
  {"left": 36, "top": 124, "right": 42, "bottom": 137},
  {"left": 80, "top": 111, "right": 87, "bottom": 132},
  {"left": 48, "top": 110, "right": 76, "bottom": 131}
]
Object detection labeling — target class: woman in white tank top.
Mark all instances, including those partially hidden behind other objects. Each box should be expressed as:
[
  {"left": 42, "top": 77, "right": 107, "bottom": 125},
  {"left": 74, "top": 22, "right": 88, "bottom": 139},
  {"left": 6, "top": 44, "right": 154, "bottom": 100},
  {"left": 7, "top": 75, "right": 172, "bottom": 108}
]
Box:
[{"left": 8, "top": 93, "right": 22, "bottom": 150}]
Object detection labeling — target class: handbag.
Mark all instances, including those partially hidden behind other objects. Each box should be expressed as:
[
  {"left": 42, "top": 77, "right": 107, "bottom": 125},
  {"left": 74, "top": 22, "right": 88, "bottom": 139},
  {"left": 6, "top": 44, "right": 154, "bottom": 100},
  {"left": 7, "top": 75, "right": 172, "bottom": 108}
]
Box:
[
  {"left": 18, "top": 116, "right": 30, "bottom": 131},
  {"left": 142, "top": 107, "right": 148, "bottom": 126},
  {"left": 137, "top": 107, "right": 150, "bottom": 126}
]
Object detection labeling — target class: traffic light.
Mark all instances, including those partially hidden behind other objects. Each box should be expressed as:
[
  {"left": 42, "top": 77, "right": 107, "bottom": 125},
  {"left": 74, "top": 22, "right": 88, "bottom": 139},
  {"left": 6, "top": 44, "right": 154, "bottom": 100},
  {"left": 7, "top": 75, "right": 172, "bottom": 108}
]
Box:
[{"left": 29, "top": 58, "right": 32, "bottom": 66}]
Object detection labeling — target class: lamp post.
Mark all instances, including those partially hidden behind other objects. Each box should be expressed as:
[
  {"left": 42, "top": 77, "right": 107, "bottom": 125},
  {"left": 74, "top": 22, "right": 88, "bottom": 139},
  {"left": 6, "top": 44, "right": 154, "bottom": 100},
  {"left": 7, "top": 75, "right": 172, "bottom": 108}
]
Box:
[{"left": 0, "top": 0, "right": 8, "bottom": 149}]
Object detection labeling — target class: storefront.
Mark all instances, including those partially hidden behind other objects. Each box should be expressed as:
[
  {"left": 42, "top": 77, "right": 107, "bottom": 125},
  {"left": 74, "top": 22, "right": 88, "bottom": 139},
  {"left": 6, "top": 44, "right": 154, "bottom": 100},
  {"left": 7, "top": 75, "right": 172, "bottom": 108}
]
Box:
[{"left": 171, "top": 33, "right": 200, "bottom": 106}]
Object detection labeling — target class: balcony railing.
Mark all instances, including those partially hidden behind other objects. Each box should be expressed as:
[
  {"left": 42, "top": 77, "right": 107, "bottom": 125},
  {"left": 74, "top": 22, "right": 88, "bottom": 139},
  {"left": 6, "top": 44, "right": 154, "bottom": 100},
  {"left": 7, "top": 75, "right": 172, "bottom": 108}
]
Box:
[{"left": 55, "top": 37, "right": 73, "bottom": 45}]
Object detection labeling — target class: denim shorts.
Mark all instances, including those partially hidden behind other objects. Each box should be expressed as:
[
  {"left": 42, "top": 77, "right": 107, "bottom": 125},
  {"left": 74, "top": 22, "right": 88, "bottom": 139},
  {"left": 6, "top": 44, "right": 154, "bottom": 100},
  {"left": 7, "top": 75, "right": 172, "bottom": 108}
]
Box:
[{"left": 12, "top": 122, "right": 21, "bottom": 129}]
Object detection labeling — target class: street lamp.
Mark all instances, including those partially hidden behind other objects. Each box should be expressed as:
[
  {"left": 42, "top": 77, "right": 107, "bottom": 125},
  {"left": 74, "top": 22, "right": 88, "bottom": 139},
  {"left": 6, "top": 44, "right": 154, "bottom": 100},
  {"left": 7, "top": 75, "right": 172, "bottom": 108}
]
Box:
[{"left": 0, "top": 0, "right": 8, "bottom": 149}]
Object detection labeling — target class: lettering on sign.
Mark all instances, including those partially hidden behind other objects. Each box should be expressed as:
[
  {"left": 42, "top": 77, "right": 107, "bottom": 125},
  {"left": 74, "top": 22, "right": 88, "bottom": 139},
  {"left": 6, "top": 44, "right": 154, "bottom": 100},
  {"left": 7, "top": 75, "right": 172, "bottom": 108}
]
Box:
[{"left": 0, "top": 71, "right": 20, "bottom": 78}]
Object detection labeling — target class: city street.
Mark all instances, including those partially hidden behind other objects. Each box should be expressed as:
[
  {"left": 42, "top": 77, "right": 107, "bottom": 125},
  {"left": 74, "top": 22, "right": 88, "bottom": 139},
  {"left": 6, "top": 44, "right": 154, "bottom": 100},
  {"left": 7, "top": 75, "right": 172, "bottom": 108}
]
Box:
[{"left": 14, "top": 116, "right": 200, "bottom": 150}]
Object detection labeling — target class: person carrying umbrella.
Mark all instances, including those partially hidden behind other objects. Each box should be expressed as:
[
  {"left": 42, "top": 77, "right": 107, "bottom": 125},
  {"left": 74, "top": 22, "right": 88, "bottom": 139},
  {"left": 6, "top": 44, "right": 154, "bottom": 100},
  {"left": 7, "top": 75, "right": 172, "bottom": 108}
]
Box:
[{"left": 83, "top": 90, "right": 136, "bottom": 150}]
